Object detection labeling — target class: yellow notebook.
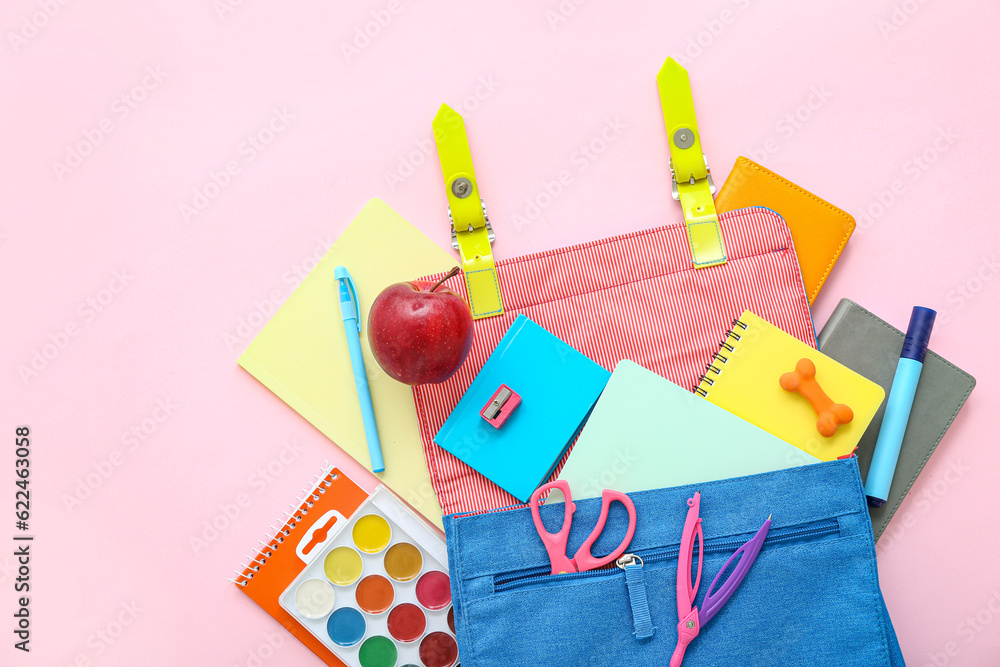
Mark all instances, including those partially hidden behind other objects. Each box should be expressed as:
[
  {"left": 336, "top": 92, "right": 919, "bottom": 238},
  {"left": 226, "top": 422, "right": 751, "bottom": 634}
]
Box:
[
  {"left": 697, "top": 310, "right": 885, "bottom": 461},
  {"left": 238, "top": 199, "right": 456, "bottom": 529}
]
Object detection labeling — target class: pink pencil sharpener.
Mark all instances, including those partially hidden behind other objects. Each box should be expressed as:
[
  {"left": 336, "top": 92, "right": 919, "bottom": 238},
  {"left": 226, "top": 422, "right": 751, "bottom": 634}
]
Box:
[{"left": 480, "top": 384, "right": 521, "bottom": 429}]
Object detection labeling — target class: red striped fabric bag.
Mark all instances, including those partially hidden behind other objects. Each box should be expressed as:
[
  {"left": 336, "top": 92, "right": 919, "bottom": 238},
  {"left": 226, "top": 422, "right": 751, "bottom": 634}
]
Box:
[{"left": 412, "top": 207, "right": 816, "bottom": 516}]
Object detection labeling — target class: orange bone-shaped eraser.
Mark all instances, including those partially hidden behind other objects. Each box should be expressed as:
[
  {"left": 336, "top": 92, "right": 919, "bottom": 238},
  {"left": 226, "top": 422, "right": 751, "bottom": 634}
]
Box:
[{"left": 779, "top": 358, "right": 854, "bottom": 437}]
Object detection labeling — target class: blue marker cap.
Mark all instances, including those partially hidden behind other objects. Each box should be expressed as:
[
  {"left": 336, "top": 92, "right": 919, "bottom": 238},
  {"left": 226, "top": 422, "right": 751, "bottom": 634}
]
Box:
[{"left": 900, "top": 306, "right": 936, "bottom": 363}]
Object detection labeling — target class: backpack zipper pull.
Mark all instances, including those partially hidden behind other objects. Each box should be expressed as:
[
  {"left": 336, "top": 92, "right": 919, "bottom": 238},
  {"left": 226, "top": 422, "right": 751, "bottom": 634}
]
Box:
[{"left": 617, "top": 554, "right": 655, "bottom": 640}]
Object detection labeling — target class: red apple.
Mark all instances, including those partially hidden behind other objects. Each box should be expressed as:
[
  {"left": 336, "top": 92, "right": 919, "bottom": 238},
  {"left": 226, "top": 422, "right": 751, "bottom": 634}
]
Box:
[{"left": 367, "top": 267, "right": 473, "bottom": 385}]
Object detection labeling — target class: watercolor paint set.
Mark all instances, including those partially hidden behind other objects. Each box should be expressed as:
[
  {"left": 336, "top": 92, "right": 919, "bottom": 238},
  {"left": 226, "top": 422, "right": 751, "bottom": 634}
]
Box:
[{"left": 235, "top": 467, "right": 459, "bottom": 667}]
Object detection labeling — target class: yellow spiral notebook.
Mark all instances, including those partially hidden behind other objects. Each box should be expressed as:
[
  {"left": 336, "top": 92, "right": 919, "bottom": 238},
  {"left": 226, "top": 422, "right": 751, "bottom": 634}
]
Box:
[{"left": 696, "top": 310, "right": 885, "bottom": 461}]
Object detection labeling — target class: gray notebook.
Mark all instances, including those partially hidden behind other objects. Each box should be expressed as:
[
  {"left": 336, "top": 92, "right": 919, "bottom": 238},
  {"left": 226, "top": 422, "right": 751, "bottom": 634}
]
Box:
[{"left": 818, "top": 299, "right": 976, "bottom": 541}]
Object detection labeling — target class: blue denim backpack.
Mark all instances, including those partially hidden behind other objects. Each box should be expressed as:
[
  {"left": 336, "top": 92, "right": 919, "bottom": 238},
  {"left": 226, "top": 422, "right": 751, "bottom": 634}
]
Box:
[{"left": 444, "top": 459, "right": 906, "bottom": 666}]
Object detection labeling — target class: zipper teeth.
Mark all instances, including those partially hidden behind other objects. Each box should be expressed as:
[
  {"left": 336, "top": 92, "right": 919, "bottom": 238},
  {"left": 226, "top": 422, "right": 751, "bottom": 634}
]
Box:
[{"left": 493, "top": 519, "right": 838, "bottom": 591}]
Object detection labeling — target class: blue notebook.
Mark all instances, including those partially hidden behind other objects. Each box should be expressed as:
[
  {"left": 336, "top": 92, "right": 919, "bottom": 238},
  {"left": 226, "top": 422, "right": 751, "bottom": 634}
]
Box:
[{"left": 434, "top": 315, "right": 611, "bottom": 503}]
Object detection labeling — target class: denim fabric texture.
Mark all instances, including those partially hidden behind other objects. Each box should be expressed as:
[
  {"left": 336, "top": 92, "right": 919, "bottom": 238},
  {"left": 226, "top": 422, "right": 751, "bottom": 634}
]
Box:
[{"left": 444, "top": 459, "right": 906, "bottom": 666}]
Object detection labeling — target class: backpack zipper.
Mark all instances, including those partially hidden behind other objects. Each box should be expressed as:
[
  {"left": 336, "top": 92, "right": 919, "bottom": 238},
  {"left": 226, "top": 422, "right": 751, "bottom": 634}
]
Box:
[{"left": 493, "top": 517, "right": 839, "bottom": 592}]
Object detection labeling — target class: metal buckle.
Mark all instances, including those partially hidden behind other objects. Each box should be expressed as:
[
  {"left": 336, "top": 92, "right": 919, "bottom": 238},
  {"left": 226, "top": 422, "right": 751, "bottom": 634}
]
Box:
[
  {"left": 669, "top": 154, "right": 715, "bottom": 200},
  {"left": 449, "top": 198, "right": 494, "bottom": 250}
]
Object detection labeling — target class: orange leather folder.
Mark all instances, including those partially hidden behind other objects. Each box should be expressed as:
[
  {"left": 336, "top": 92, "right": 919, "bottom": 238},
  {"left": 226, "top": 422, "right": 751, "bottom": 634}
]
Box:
[{"left": 715, "top": 157, "right": 855, "bottom": 304}]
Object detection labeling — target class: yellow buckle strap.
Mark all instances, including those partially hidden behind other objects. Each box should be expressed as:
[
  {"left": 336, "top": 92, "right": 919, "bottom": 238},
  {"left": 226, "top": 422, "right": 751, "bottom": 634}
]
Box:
[
  {"left": 656, "top": 58, "right": 727, "bottom": 268},
  {"left": 432, "top": 104, "right": 504, "bottom": 319}
]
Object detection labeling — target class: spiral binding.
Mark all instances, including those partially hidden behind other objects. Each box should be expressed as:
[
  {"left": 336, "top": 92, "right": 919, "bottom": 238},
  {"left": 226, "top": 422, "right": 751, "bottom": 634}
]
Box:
[
  {"left": 694, "top": 318, "right": 748, "bottom": 397},
  {"left": 230, "top": 463, "right": 339, "bottom": 587}
]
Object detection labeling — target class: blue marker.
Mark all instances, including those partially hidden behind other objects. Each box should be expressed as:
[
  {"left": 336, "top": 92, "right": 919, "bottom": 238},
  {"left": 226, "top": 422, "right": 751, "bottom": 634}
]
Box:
[
  {"left": 865, "top": 306, "right": 936, "bottom": 508},
  {"left": 334, "top": 266, "right": 385, "bottom": 473}
]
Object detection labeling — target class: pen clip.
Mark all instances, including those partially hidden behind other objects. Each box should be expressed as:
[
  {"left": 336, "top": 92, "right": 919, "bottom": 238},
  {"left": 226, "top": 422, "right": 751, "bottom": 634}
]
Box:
[{"left": 334, "top": 266, "right": 361, "bottom": 332}]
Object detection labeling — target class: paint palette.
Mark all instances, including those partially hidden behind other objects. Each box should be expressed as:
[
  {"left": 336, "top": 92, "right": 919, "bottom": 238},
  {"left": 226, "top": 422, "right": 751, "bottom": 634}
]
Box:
[{"left": 279, "top": 486, "right": 458, "bottom": 667}]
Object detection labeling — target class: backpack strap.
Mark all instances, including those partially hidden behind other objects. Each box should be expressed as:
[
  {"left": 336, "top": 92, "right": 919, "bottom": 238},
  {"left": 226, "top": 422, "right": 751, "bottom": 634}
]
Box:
[
  {"left": 433, "top": 104, "right": 504, "bottom": 319},
  {"left": 657, "top": 58, "right": 727, "bottom": 268}
]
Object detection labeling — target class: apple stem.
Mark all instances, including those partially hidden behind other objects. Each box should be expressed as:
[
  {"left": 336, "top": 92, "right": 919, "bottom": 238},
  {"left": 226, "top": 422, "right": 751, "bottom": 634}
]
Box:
[{"left": 430, "top": 266, "right": 461, "bottom": 292}]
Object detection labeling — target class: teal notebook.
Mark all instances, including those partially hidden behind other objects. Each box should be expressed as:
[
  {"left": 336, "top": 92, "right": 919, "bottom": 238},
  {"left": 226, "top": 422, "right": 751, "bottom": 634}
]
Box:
[
  {"left": 558, "top": 360, "right": 819, "bottom": 497},
  {"left": 434, "top": 315, "right": 611, "bottom": 503}
]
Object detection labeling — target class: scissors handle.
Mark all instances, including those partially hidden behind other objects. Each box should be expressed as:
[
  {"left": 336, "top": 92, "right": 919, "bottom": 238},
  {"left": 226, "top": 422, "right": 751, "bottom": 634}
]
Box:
[
  {"left": 670, "top": 608, "right": 701, "bottom": 667},
  {"left": 530, "top": 481, "right": 577, "bottom": 574},
  {"left": 572, "top": 489, "right": 637, "bottom": 572}
]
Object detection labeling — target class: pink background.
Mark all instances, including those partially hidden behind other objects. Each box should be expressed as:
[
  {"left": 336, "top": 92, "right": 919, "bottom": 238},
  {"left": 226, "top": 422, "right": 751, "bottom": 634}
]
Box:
[{"left": 3, "top": 1, "right": 999, "bottom": 665}]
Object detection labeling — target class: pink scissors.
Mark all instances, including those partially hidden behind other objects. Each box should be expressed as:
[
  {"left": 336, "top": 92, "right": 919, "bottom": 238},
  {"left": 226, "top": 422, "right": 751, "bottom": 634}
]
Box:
[
  {"left": 529, "top": 480, "right": 638, "bottom": 574},
  {"left": 671, "top": 491, "right": 771, "bottom": 666}
]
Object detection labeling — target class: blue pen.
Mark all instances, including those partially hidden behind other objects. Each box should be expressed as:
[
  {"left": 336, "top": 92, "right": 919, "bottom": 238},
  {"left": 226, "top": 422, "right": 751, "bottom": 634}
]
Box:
[
  {"left": 334, "top": 266, "right": 385, "bottom": 473},
  {"left": 864, "top": 306, "right": 936, "bottom": 507}
]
